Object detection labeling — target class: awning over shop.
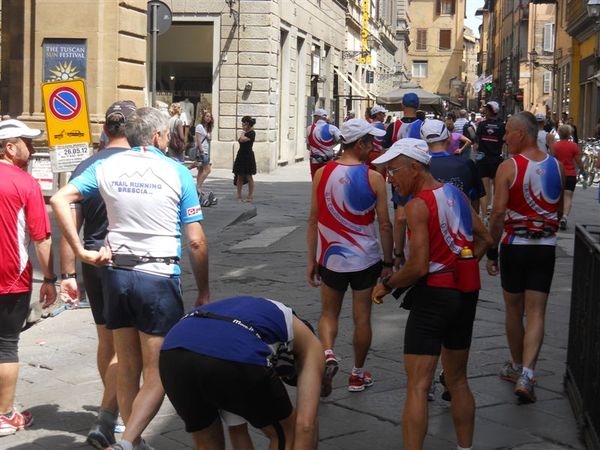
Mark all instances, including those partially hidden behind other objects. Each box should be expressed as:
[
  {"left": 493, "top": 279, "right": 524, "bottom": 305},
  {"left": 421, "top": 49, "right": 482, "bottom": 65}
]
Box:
[
  {"left": 376, "top": 82, "right": 444, "bottom": 112},
  {"left": 334, "top": 68, "right": 376, "bottom": 100}
]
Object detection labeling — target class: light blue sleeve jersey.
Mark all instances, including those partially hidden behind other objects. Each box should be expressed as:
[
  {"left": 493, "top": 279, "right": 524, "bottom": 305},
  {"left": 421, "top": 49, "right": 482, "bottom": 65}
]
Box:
[{"left": 70, "top": 146, "right": 202, "bottom": 276}]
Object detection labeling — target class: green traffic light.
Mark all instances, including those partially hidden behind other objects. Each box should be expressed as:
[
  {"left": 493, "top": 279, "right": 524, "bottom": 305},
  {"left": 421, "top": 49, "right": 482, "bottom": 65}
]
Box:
[{"left": 485, "top": 83, "right": 493, "bottom": 92}]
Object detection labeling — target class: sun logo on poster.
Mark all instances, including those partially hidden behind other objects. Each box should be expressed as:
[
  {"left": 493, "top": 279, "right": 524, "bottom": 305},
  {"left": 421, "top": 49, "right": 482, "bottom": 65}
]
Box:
[{"left": 48, "top": 62, "right": 80, "bottom": 82}]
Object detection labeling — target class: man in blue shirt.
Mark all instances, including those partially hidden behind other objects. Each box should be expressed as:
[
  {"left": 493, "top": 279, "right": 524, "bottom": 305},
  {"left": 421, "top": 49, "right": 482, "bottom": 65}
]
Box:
[{"left": 51, "top": 107, "right": 209, "bottom": 450}]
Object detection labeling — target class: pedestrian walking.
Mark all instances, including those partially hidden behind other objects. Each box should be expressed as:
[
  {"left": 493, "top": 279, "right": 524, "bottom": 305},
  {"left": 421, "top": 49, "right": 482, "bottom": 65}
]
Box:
[
  {"left": 51, "top": 107, "right": 209, "bottom": 450},
  {"left": 306, "top": 109, "right": 341, "bottom": 178},
  {"left": 159, "top": 295, "right": 324, "bottom": 450},
  {"left": 192, "top": 111, "right": 216, "bottom": 207},
  {"left": 0, "top": 119, "right": 56, "bottom": 436},
  {"left": 486, "top": 111, "right": 564, "bottom": 403},
  {"left": 233, "top": 116, "right": 257, "bottom": 202},
  {"left": 553, "top": 125, "right": 583, "bottom": 230},
  {"left": 307, "top": 118, "right": 393, "bottom": 396},
  {"left": 371, "top": 138, "right": 492, "bottom": 450},
  {"left": 58, "top": 100, "right": 136, "bottom": 448},
  {"left": 167, "top": 103, "right": 186, "bottom": 162},
  {"left": 535, "top": 113, "right": 555, "bottom": 154},
  {"left": 474, "top": 101, "right": 505, "bottom": 221}
]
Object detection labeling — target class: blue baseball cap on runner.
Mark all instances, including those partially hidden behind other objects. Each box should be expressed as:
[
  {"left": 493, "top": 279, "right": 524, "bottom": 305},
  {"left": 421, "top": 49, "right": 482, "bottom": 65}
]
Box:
[{"left": 402, "top": 93, "right": 420, "bottom": 109}]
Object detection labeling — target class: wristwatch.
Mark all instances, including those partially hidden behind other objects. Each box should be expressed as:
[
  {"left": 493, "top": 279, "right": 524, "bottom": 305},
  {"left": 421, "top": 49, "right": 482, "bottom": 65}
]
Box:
[
  {"left": 43, "top": 275, "right": 58, "bottom": 284},
  {"left": 61, "top": 272, "right": 77, "bottom": 280},
  {"left": 381, "top": 275, "right": 393, "bottom": 290}
]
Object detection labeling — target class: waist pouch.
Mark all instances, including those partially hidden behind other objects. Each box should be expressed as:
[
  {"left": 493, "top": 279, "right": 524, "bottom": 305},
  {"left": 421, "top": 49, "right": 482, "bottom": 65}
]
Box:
[{"left": 454, "top": 258, "right": 481, "bottom": 292}]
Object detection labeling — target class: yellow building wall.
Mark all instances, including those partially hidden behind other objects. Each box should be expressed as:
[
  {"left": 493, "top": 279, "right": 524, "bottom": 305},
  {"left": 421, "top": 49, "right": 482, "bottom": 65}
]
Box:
[{"left": 570, "top": 35, "right": 595, "bottom": 131}]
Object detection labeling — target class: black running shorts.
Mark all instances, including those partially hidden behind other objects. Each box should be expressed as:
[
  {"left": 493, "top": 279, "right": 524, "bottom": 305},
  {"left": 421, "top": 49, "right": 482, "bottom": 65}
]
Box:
[
  {"left": 404, "top": 286, "right": 478, "bottom": 356},
  {"left": 318, "top": 261, "right": 383, "bottom": 293},
  {"left": 500, "top": 244, "right": 556, "bottom": 294},
  {"left": 476, "top": 157, "right": 502, "bottom": 179},
  {"left": 564, "top": 176, "right": 577, "bottom": 192},
  {"left": 159, "top": 348, "right": 292, "bottom": 432},
  {"left": 82, "top": 263, "right": 106, "bottom": 325}
]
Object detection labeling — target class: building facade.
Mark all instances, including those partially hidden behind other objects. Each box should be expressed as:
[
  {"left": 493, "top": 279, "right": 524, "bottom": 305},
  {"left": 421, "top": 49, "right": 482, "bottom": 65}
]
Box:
[
  {"left": 1, "top": 0, "right": 407, "bottom": 173},
  {"left": 463, "top": 26, "right": 480, "bottom": 111},
  {"left": 407, "top": 0, "right": 466, "bottom": 101}
]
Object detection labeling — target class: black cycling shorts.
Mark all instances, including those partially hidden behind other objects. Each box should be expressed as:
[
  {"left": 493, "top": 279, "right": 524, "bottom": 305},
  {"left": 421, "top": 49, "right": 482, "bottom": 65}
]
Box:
[
  {"left": 564, "top": 176, "right": 577, "bottom": 192},
  {"left": 404, "top": 286, "right": 478, "bottom": 356},
  {"left": 82, "top": 263, "right": 106, "bottom": 325},
  {"left": 159, "top": 348, "right": 292, "bottom": 432},
  {"left": 319, "top": 261, "right": 382, "bottom": 293},
  {"left": 500, "top": 244, "right": 556, "bottom": 293},
  {"left": 476, "top": 157, "right": 502, "bottom": 179}
]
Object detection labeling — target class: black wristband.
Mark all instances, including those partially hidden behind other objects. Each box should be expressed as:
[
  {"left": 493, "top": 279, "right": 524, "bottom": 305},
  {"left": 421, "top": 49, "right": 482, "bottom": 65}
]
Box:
[
  {"left": 43, "top": 275, "right": 58, "bottom": 284},
  {"left": 486, "top": 248, "right": 499, "bottom": 260},
  {"left": 61, "top": 272, "right": 77, "bottom": 280},
  {"left": 382, "top": 261, "right": 394, "bottom": 268},
  {"left": 382, "top": 275, "right": 393, "bottom": 290},
  {"left": 394, "top": 251, "right": 403, "bottom": 258}
]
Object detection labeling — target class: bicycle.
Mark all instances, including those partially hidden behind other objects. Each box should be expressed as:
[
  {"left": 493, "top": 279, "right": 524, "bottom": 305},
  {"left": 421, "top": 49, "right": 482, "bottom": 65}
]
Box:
[{"left": 578, "top": 138, "right": 600, "bottom": 188}]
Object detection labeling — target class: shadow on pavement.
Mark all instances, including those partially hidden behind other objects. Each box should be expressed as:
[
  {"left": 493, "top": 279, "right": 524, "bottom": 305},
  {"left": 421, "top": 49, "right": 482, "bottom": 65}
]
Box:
[{"left": 6, "top": 434, "right": 83, "bottom": 450}]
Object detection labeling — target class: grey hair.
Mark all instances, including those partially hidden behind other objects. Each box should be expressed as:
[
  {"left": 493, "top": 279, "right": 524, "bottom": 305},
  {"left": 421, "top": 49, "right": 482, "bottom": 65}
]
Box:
[
  {"left": 458, "top": 109, "right": 468, "bottom": 118},
  {"left": 124, "top": 107, "right": 169, "bottom": 147},
  {"left": 509, "top": 111, "right": 538, "bottom": 141},
  {"left": 557, "top": 124, "right": 572, "bottom": 140}
]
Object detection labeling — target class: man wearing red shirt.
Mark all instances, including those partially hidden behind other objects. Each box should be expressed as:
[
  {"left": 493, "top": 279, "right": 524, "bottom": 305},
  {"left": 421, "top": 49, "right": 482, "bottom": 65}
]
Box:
[{"left": 0, "top": 119, "right": 56, "bottom": 436}]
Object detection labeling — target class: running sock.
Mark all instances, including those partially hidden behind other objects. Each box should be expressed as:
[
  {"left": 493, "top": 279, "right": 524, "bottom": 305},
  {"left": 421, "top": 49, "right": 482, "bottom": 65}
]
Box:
[
  {"left": 511, "top": 362, "right": 523, "bottom": 372},
  {"left": 1, "top": 410, "right": 14, "bottom": 419},
  {"left": 324, "top": 349, "right": 335, "bottom": 357},
  {"left": 351, "top": 367, "right": 364, "bottom": 377},
  {"left": 97, "top": 408, "right": 118, "bottom": 427},
  {"left": 116, "top": 440, "right": 134, "bottom": 450},
  {"left": 522, "top": 367, "right": 534, "bottom": 380},
  {"left": 457, "top": 446, "right": 472, "bottom": 450}
]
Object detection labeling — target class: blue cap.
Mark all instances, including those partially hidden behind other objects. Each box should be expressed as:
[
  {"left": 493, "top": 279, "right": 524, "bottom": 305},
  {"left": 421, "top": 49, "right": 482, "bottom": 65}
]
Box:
[{"left": 402, "top": 92, "right": 419, "bottom": 109}]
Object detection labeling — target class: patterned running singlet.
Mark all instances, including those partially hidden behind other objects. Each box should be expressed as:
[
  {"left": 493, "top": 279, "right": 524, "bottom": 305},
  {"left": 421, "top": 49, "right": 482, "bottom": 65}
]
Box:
[{"left": 317, "top": 162, "right": 381, "bottom": 272}]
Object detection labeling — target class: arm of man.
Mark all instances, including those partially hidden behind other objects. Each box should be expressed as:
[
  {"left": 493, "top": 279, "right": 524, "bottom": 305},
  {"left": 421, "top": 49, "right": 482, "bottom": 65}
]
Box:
[
  {"left": 292, "top": 316, "right": 325, "bottom": 450},
  {"left": 59, "top": 205, "right": 83, "bottom": 305},
  {"left": 372, "top": 198, "right": 430, "bottom": 300},
  {"left": 486, "top": 159, "right": 514, "bottom": 275},
  {"left": 455, "top": 135, "right": 472, "bottom": 155},
  {"left": 546, "top": 133, "right": 556, "bottom": 155},
  {"left": 34, "top": 237, "right": 57, "bottom": 309},
  {"left": 370, "top": 170, "right": 393, "bottom": 278},
  {"left": 393, "top": 205, "right": 407, "bottom": 268},
  {"left": 186, "top": 221, "right": 210, "bottom": 306},
  {"left": 306, "top": 169, "right": 323, "bottom": 287},
  {"left": 50, "top": 184, "right": 110, "bottom": 266}
]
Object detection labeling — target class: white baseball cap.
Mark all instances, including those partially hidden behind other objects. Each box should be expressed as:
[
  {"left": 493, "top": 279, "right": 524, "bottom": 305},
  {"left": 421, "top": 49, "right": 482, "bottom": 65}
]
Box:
[
  {"left": 340, "top": 118, "right": 386, "bottom": 144},
  {"left": 0, "top": 119, "right": 43, "bottom": 140},
  {"left": 370, "top": 105, "right": 388, "bottom": 116},
  {"left": 313, "top": 108, "right": 328, "bottom": 117},
  {"left": 534, "top": 112, "right": 546, "bottom": 122},
  {"left": 484, "top": 101, "right": 500, "bottom": 114},
  {"left": 420, "top": 119, "right": 450, "bottom": 143},
  {"left": 372, "top": 138, "right": 431, "bottom": 165}
]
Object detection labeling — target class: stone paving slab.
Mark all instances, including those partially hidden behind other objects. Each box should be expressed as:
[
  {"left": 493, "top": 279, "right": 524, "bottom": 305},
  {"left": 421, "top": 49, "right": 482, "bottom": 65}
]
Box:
[{"left": 3, "top": 162, "right": 597, "bottom": 449}]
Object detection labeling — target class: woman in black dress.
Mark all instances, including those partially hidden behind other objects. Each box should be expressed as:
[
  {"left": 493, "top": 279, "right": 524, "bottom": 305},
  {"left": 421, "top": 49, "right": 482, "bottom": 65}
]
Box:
[{"left": 233, "top": 116, "right": 257, "bottom": 202}]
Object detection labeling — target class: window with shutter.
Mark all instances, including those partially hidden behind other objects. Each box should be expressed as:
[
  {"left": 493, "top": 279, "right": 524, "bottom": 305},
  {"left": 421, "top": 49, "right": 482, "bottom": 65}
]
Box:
[
  {"left": 543, "top": 23, "right": 554, "bottom": 53},
  {"left": 417, "top": 29, "right": 427, "bottom": 51},
  {"left": 438, "top": 0, "right": 454, "bottom": 15},
  {"left": 543, "top": 71, "right": 552, "bottom": 94},
  {"left": 439, "top": 30, "right": 451, "bottom": 50},
  {"left": 412, "top": 61, "right": 428, "bottom": 78}
]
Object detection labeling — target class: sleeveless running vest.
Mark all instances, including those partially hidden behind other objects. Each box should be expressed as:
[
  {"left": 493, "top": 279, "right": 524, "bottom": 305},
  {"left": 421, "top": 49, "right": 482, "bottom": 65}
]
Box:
[
  {"left": 408, "top": 184, "right": 475, "bottom": 289},
  {"left": 307, "top": 121, "right": 337, "bottom": 164},
  {"left": 317, "top": 162, "right": 381, "bottom": 272},
  {"left": 503, "top": 154, "right": 562, "bottom": 246}
]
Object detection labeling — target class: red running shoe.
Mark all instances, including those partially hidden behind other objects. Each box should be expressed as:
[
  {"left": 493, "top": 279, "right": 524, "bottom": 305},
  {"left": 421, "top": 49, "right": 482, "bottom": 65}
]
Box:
[
  {"left": 348, "top": 371, "right": 374, "bottom": 392},
  {"left": 0, "top": 409, "right": 33, "bottom": 436}
]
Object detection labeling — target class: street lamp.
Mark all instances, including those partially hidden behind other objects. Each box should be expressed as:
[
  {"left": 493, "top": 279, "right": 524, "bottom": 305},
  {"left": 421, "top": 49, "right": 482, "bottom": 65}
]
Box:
[{"left": 587, "top": 0, "right": 600, "bottom": 18}]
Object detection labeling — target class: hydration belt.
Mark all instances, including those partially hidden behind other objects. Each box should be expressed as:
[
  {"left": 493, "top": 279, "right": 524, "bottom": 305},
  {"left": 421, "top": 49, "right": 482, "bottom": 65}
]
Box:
[
  {"left": 505, "top": 218, "right": 558, "bottom": 239},
  {"left": 112, "top": 254, "right": 180, "bottom": 267}
]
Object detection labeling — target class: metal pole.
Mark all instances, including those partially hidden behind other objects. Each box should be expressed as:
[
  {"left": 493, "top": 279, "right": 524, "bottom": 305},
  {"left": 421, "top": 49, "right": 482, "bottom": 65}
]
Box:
[{"left": 151, "top": 3, "right": 158, "bottom": 107}]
